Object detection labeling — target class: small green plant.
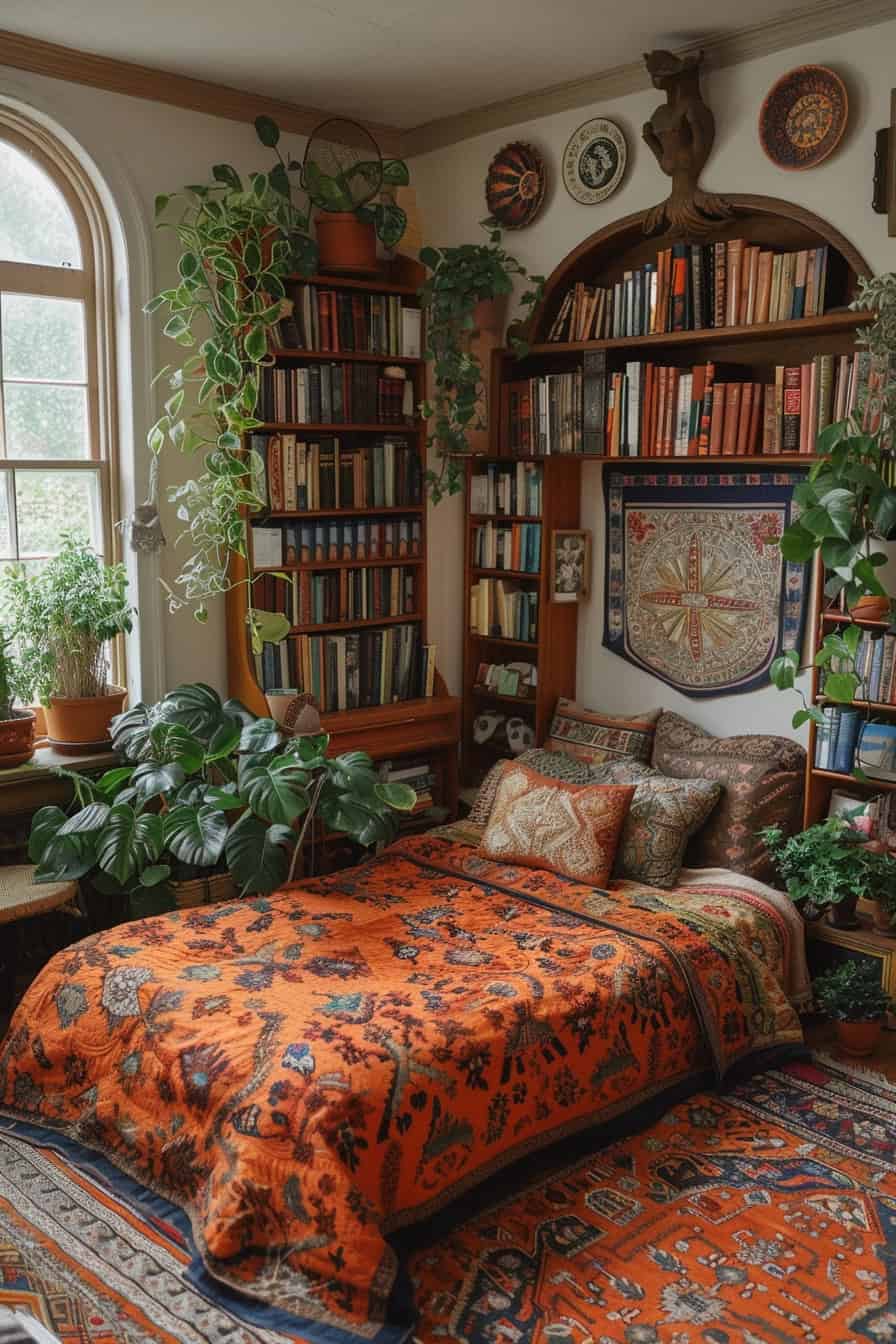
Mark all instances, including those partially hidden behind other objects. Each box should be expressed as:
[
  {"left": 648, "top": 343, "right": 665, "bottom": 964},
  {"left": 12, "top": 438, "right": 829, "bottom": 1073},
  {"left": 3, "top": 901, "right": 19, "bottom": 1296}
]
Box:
[
  {"left": 0, "top": 535, "right": 132, "bottom": 704},
  {"left": 759, "top": 818, "right": 895, "bottom": 917},
  {"left": 813, "top": 961, "right": 894, "bottom": 1022},
  {"left": 419, "top": 221, "right": 544, "bottom": 502},
  {"left": 28, "top": 682, "right": 416, "bottom": 914}
]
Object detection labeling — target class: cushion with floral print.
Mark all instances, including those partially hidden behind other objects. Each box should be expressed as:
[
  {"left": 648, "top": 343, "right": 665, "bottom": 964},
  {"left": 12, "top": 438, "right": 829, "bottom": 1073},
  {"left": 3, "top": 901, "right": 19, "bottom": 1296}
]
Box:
[{"left": 467, "top": 747, "right": 594, "bottom": 824}]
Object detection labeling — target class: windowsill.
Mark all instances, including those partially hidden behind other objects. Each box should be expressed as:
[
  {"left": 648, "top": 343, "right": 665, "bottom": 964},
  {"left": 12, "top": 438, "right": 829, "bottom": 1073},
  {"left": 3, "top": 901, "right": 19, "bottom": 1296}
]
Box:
[{"left": 0, "top": 744, "right": 118, "bottom": 786}]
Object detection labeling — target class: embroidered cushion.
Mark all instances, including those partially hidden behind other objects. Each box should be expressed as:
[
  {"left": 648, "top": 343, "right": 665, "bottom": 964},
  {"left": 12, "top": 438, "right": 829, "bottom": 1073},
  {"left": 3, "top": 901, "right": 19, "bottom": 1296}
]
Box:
[
  {"left": 547, "top": 698, "right": 660, "bottom": 767},
  {"left": 467, "top": 748, "right": 593, "bottom": 824},
  {"left": 589, "top": 759, "right": 722, "bottom": 888},
  {"left": 479, "top": 761, "right": 634, "bottom": 886},
  {"left": 651, "top": 710, "right": 806, "bottom": 881}
]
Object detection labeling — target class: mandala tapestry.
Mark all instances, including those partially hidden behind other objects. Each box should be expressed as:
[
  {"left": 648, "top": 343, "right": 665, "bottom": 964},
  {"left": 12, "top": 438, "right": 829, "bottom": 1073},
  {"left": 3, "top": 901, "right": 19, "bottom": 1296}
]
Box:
[{"left": 603, "top": 467, "right": 810, "bottom": 697}]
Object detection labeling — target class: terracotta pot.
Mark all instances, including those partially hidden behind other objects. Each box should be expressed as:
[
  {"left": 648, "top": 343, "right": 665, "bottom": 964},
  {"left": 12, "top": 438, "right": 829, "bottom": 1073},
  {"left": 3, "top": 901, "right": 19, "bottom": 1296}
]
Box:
[
  {"left": 849, "top": 594, "right": 891, "bottom": 622},
  {"left": 873, "top": 897, "right": 896, "bottom": 935},
  {"left": 315, "top": 212, "right": 377, "bottom": 275},
  {"left": 0, "top": 708, "right": 36, "bottom": 768},
  {"left": 44, "top": 686, "right": 127, "bottom": 749},
  {"left": 835, "top": 1018, "right": 883, "bottom": 1057},
  {"left": 827, "top": 892, "right": 861, "bottom": 929}
]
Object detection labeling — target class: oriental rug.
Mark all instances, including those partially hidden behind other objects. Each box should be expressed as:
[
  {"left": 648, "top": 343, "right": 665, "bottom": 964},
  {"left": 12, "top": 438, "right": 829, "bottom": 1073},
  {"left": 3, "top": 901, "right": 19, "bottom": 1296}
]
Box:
[
  {"left": 603, "top": 467, "right": 809, "bottom": 696},
  {"left": 1, "top": 1055, "right": 894, "bottom": 1343}
]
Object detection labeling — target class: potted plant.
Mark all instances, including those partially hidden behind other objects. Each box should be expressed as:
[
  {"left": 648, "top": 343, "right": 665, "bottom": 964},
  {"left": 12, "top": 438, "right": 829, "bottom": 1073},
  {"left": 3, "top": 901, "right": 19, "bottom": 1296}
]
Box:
[
  {"left": 28, "top": 682, "right": 416, "bottom": 919},
  {"left": 759, "top": 817, "right": 896, "bottom": 929},
  {"left": 1, "top": 535, "right": 132, "bottom": 749},
  {"left": 771, "top": 272, "right": 896, "bottom": 727},
  {"left": 419, "top": 221, "right": 544, "bottom": 502},
  {"left": 0, "top": 629, "right": 34, "bottom": 768},
  {"left": 812, "top": 961, "right": 894, "bottom": 1057}
]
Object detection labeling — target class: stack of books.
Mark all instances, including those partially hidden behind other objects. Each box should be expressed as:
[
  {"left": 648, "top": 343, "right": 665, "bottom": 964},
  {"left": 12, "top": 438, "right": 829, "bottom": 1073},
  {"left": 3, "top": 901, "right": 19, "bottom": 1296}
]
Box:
[
  {"left": 501, "top": 371, "right": 582, "bottom": 455},
  {"left": 251, "top": 434, "right": 422, "bottom": 511},
  {"left": 472, "top": 521, "right": 541, "bottom": 572},
  {"left": 252, "top": 517, "right": 422, "bottom": 568},
  {"left": 474, "top": 660, "right": 537, "bottom": 698},
  {"left": 546, "top": 240, "right": 840, "bottom": 342},
  {"left": 260, "top": 363, "right": 413, "bottom": 424},
  {"left": 255, "top": 566, "right": 419, "bottom": 627},
  {"left": 470, "top": 463, "right": 543, "bottom": 515},
  {"left": 814, "top": 705, "right": 864, "bottom": 773},
  {"left": 276, "top": 285, "right": 422, "bottom": 358},
  {"left": 469, "top": 579, "right": 538, "bottom": 642},
  {"left": 822, "top": 630, "right": 896, "bottom": 705},
  {"left": 378, "top": 756, "right": 437, "bottom": 816},
  {"left": 257, "top": 624, "right": 434, "bottom": 706}
]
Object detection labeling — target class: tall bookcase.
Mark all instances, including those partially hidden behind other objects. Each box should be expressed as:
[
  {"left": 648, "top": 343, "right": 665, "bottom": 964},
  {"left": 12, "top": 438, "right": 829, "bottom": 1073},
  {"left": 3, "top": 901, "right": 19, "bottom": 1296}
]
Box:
[
  {"left": 226, "top": 256, "right": 460, "bottom": 818},
  {"left": 460, "top": 194, "right": 873, "bottom": 781}
]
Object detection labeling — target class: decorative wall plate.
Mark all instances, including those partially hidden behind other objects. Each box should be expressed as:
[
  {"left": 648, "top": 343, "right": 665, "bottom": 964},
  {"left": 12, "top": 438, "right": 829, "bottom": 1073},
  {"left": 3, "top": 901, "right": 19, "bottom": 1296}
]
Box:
[
  {"left": 485, "top": 142, "right": 546, "bottom": 228},
  {"left": 562, "top": 118, "right": 627, "bottom": 205},
  {"left": 759, "top": 65, "right": 848, "bottom": 170}
]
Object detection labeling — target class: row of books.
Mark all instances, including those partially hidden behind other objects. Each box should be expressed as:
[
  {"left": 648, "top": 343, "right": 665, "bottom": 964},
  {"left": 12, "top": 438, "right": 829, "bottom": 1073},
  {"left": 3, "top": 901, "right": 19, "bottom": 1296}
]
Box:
[
  {"left": 251, "top": 434, "right": 422, "bottom": 511},
  {"left": 474, "top": 660, "right": 537, "bottom": 699},
  {"left": 503, "top": 371, "right": 582, "bottom": 456},
  {"left": 472, "top": 522, "right": 541, "bottom": 573},
  {"left": 814, "top": 706, "right": 864, "bottom": 774},
  {"left": 470, "top": 579, "right": 538, "bottom": 642},
  {"left": 256, "top": 624, "right": 435, "bottom": 708},
  {"left": 252, "top": 517, "right": 422, "bottom": 568},
  {"left": 259, "top": 363, "right": 413, "bottom": 425},
  {"left": 255, "top": 567, "right": 419, "bottom": 628},
  {"left": 822, "top": 632, "right": 896, "bottom": 706},
  {"left": 547, "top": 241, "right": 840, "bottom": 342},
  {"left": 274, "top": 284, "right": 422, "bottom": 358},
  {"left": 470, "top": 463, "right": 543, "bottom": 517},
  {"left": 378, "top": 756, "right": 438, "bottom": 815}
]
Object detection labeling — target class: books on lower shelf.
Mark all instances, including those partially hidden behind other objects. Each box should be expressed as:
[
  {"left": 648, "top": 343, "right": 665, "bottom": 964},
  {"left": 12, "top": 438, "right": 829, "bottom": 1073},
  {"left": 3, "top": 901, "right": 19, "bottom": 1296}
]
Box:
[
  {"left": 503, "top": 371, "right": 581, "bottom": 455},
  {"left": 546, "top": 240, "right": 842, "bottom": 342},
  {"left": 470, "top": 579, "right": 538, "bottom": 642},
  {"left": 470, "top": 462, "right": 543, "bottom": 516},
  {"left": 251, "top": 434, "right": 422, "bottom": 511},
  {"left": 252, "top": 517, "right": 422, "bottom": 568},
  {"left": 815, "top": 706, "right": 864, "bottom": 773},
  {"left": 256, "top": 566, "right": 419, "bottom": 627},
  {"left": 378, "top": 756, "right": 438, "bottom": 815},
  {"left": 275, "top": 284, "right": 421, "bottom": 358},
  {"left": 256, "top": 624, "right": 435, "bottom": 707},
  {"left": 821, "top": 631, "right": 896, "bottom": 706},
  {"left": 472, "top": 521, "right": 541, "bottom": 572},
  {"left": 260, "top": 362, "right": 414, "bottom": 424}
]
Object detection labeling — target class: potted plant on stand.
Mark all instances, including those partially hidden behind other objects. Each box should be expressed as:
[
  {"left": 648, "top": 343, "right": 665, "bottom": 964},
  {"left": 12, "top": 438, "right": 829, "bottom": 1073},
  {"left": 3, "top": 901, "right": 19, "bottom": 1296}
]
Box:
[
  {"left": 1, "top": 535, "right": 132, "bottom": 750},
  {"left": 812, "top": 961, "right": 894, "bottom": 1057},
  {"left": 760, "top": 817, "right": 896, "bottom": 929},
  {"left": 0, "top": 630, "right": 34, "bottom": 768}
]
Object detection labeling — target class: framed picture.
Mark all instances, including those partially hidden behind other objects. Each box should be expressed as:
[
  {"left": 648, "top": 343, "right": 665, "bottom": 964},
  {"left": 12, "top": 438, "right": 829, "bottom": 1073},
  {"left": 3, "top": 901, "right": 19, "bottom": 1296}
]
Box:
[
  {"left": 857, "top": 721, "right": 896, "bottom": 782},
  {"left": 551, "top": 529, "right": 591, "bottom": 603}
]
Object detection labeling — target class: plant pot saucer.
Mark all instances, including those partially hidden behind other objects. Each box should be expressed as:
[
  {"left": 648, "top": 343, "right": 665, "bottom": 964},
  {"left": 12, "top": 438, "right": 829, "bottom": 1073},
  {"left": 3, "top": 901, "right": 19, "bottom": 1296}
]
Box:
[
  {"left": 0, "top": 748, "right": 36, "bottom": 768},
  {"left": 47, "top": 736, "right": 113, "bottom": 755}
]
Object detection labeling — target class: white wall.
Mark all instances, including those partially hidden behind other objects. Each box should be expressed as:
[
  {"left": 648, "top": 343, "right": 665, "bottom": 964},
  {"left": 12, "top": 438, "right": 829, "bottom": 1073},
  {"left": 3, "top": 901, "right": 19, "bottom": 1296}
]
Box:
[{"left": 412, "top": 19, "right": 896, "bottom": 742}]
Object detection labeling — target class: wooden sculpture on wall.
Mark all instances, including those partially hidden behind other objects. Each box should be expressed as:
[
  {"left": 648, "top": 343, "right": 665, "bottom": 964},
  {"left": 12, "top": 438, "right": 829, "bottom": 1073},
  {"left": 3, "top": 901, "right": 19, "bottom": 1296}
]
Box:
[{"left": 641, "top": 49, "right": 733, "bottom": 237}]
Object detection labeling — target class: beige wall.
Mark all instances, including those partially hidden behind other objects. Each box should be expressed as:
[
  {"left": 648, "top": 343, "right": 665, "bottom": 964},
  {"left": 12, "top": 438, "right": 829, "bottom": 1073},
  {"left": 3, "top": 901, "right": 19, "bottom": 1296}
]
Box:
[{"left": 411, "top": 17, "right": 896, "bottom": 742}]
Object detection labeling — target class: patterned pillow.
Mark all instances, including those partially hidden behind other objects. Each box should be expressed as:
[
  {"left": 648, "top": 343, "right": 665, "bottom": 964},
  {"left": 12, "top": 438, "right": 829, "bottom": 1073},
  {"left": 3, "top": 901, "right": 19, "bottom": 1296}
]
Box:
[
  {"left": 467, "top": 748, "right": 593, "bottom": 824},
  {"left": 479, "top": 761, "right": 634, "bottom": 886},
  {"left": 651, "top": 710, "right": 806, "bottom": 881},
  {"left": 547, "top": 698, "right": 660, "bottom": 767}
]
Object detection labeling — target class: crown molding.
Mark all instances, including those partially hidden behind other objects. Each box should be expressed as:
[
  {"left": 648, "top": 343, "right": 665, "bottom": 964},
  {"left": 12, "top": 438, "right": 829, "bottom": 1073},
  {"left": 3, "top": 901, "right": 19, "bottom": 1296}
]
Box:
[
  {"left": 0, "top": 28, "right": 407, "bottom": 156},
  {"left": 403, "top": 0, "right": 896, "bottom": 157}
]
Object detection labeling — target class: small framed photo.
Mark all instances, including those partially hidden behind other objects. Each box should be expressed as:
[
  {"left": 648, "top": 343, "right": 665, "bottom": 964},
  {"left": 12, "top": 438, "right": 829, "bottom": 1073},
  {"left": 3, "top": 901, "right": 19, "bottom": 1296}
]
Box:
[{"left": 551, "top": 529, "right": 591, "bottom": 603}]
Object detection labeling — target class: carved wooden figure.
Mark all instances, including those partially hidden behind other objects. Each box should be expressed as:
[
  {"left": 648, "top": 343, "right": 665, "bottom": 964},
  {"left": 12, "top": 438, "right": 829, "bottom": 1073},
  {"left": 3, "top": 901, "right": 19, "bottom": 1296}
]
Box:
[{"left": 641, "top": 49, "right": 733, "bottom": 237}]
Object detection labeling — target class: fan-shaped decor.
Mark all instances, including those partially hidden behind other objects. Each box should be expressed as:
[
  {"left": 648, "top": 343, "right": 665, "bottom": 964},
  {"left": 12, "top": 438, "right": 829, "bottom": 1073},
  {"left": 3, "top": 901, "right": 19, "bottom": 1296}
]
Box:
[
  {"left": 759, "top": 66, "right": 848, "bottom": 170},
  {"left": 485, "top": 142, "right": 546, "bottom": 228}
]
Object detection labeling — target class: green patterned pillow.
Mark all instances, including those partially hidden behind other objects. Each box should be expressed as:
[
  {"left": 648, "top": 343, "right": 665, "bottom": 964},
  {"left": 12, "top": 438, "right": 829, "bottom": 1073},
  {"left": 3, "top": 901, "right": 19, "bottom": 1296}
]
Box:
[
  {"left": 468, "top": 748, "right": 593, "bottom": 824},
  {"left": 590, "top": 759, "right": 721, "bottom": 887}
]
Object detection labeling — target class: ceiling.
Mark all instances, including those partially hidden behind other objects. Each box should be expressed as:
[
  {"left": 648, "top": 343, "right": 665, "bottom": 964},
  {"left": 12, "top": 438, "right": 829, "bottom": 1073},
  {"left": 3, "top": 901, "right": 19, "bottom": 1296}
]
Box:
[{"left": 0, "top": 0, "right": 853, "bottom": 131}]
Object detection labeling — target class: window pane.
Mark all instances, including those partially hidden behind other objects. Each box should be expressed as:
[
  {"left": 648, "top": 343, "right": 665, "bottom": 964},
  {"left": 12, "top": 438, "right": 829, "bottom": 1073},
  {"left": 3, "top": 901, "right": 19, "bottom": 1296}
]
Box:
[
  {"left": 0, "top": 475, "right": 12, "bottom": 557},
  {"left": 1, "top": 294, "right": 86, "bottom": 382},
  {"left": 14, "top": 469, "right": 102, "bottom": 559},
  {"left": 0, "top": 141, "right": 82, "bottom": 268},
  {"left": 3, "top": 383, "right": 89, "bottom": 459}
]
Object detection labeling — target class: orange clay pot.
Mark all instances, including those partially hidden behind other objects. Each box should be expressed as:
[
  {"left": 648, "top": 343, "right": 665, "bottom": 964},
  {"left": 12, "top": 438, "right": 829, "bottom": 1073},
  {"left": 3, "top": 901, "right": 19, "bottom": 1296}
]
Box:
[
  {"left": 315, "top": 212, "right": 377, "bottom": 275},
  {"left": 44, "top": 686, "right": 127, "bottom": 749},
  {"left": 0, "top": 708, "right": 36, "bottom": 768},
  {"left": 849, "top": 594, "right": 891, "bottom": 622},
  {"left": 835, "top": 1019, "right": 883, "bottom": 1057}
]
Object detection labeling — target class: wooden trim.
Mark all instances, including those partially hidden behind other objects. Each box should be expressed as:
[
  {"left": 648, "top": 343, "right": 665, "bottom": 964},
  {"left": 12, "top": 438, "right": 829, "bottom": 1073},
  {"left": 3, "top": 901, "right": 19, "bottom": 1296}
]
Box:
[
  {"left": 890, "top": 88, "right": 896, "bottom": 238},
  {"left": 0, "top": 29, "right": 406, "bottom": 157}
]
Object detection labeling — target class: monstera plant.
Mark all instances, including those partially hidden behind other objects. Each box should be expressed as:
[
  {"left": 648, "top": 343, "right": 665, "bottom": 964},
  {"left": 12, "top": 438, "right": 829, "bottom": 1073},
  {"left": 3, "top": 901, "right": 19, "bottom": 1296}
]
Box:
[{"left": 29, "top": 683, "right": 415, "bottom": 916}]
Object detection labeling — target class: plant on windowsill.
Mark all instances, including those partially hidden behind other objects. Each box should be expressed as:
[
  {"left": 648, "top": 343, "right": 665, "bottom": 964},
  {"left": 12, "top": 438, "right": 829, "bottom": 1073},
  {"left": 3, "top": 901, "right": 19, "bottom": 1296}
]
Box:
[
  {"left": 812, "top": 961, "right": 894, "bottom": 1057},
  {"left": 0, "top": 534, "right": 132, "bottom": 750},
  {"left": 0, "top": 629, "right": 34, "bottom": 769},
  {"left": 760, "top": 816, "right": 896, "bottom": 930},
  {"left": 28, "top": 682, "right": 416, "bottom": 919},
  {"left": 771, "top": 272, "right": 896, "bottom": 727},
  {"left": 419, "top": 220, "right": 545, "bottom": 502}
]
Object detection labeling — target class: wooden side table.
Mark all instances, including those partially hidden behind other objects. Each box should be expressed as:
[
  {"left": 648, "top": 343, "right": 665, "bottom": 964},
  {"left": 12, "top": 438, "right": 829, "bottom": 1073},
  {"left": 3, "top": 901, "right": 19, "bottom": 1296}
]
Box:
[
  {"left": 805, "top": 913, "right": 896, "bottom": 1027},
  {"left": 0, "top": 866, "right": 81, "bottom": 1013}
]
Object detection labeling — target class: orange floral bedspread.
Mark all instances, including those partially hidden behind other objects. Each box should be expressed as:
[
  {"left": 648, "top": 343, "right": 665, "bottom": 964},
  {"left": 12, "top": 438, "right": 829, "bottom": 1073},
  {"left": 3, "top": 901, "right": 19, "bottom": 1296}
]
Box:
[{"left": 0, "top": 830, "right": 804, "bottom": 1334}]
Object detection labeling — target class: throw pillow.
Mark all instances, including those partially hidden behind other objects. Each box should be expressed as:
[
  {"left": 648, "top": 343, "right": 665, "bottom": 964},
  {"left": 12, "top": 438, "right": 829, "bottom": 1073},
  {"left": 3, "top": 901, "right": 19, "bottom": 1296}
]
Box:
[
  {"left": 479, "top": 761, "right": 634, "bottom": 886},
  {"left": 547, "top": 698, "right": 660, "bottom": 767},
  {"left": 467, "top": 747, "right": 593, "bottom": 824},
  {"left": 651, "top": 709, "right": 806, "bottom": 881}
]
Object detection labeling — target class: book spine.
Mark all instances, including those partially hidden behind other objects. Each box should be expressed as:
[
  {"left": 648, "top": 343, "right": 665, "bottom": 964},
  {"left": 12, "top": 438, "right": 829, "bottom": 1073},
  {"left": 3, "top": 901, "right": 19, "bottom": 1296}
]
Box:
[
  {"left": 782, "top": 367, "right": 802, "bottom": 453},
  {"left": 697, "top": 363, "right": 715, "bottom": 456},
  {"left": 713, "top": 241, "right": 726, "bottom": 328},
  {"left": 722, "top": 383, "right": 742, "bottom": 456},
  {"left": 725, "top": 239, "right": 744, "bottom": 327},
  {"left": 736, "top": 381, "right": 754, "bottom": 456},
  {"left": 709, "top": 382, "right": 726, "bottom": 455}
]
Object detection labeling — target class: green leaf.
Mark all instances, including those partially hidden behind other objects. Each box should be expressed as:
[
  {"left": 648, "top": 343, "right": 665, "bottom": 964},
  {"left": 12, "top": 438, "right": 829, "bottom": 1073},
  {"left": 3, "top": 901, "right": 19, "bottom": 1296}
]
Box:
[
  {"left": 96, "top": 808, "right": 165, "bottom": 886},
  {"left": 381, "top": 159, "right": 410, "bottom": 186},
  {"left": 239, "top": 717, "right": 283, "bottom": 754},
  {"left": 139, "top": 864, "right": 172, "bottom": 888},
  {"left": 28, "top": 805, "right": 69, "bottom": 865},
  {"left": 269, "top": 162, "right": 290, "bottom": 198},
  {"left": 873, "top": 490, "right": 896, "bottom": 540},
  {"left": 251, "top": 608, "right": 291, "bottom": 646},
  {"left": 372, "top": 201, "right": 407, "bottom": 250},
  {"left": 59, "top": 802, "right": 111, "bottom": 836},
  {"left": 224, "top": 813, "right": 293, "bottom": 894},
  {"left": 824, "top": 671, "right": 860, "bottom": 703},
  {"left": 255, "top": 115, "right": 281, "bottom": 147},
  {"left": 212, "top": 163, "right": 242, "bottom": 190},
  {"left": 204, "top": 785, "right": 245, "bottom": 811},
  {"left": 769, "top": 650, "right": 799, "bottom": 690},
  {"left": 131, "top": 760, "right": 187, "bottom": 801},
  {"left": 374, "top": 781, "right": 417, "bottom": 811},
  {"left": 244, "top": 325, "right": 268, "bottom": 362},
  {"left": 205, "top": 718, "right": 241, "bottom": 763},
  {"left": 243, "top": 238, "right": 262, "bottom": 274},
  {"left": 241, "top": 756, "right": 310, "bottom": 824},
  {"left": 148, "top": 723, "right": 205, "bottom": 774},
  {"left": 419, "top": 246, "right": 441, "bottom": 270},
  {"left": 163, "top": 804, "right": 228, "bottom": 868},
  {"left": 154, "top": 193, "right": 171, "bottom": 219},
  {"left": 95, "top": 766, "right": 137, "bottom": 798},
  {"left": 778, "top": 523, "right": 817, "bottom": 563}
]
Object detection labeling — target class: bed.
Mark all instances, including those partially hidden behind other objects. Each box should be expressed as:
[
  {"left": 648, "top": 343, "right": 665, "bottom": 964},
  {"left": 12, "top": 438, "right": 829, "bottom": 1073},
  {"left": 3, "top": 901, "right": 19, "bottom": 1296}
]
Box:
[{"left": 0, "top": 818, "right": 808, "bottom": 1337}]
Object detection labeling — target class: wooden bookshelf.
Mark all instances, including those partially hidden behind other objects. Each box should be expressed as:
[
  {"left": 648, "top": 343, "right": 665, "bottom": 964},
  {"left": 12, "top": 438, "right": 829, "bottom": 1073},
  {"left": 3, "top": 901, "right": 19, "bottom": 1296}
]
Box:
[{"left": 226, "top": 256, "right": 460, "bottom": 818}]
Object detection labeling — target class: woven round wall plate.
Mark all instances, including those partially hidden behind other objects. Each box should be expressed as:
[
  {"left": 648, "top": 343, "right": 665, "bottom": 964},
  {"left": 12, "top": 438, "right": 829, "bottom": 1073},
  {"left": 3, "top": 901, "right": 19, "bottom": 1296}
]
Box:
[
  {"left": 562, "top": 117, "right": 627, "bottom": 205},
  {"left": 485, "top": 141, "right": 547, "bottom": 228},
  {"left": 759, "top": 65, "right": 848, "bottom": 170}
]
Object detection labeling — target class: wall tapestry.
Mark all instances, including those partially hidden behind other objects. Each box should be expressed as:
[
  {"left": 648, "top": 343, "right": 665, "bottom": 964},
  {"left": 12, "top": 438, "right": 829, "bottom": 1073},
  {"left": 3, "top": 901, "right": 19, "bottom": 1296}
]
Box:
[{"left": 603, "top": 467, "right": 809, "bottom": 697}]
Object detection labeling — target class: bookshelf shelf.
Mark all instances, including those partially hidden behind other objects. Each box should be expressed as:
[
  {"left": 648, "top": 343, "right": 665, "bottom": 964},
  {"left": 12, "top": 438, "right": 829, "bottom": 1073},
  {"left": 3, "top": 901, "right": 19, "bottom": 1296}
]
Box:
[
  {"left": 822, "top": 611, "right": 894, "bottom": 631},
  {"left": 471, "top": 452, "right": 819, "bottom": 466},
  {"left": 817, "top": 697, "right": 896, "bottom": 713},
  {"left": 525, "top": 310, "right": 872, "bottom": 357},
  {"left": 269, "top": 348, "right": 424, "bottom": 366},
  {"left": 471, "top": 567, "right": 540, "bottom": 580},
  {"left": 288, "top": 614, "right": 423, "bottom": 635},
  {"left": 812, "top": 768, "right": 896, "bottom": 792},
  {"left": 471, "top": 513, "right": 541, "bottom": 523},
  {"left": 258, "top": 422, "right": 416, "bottom": 434},
  {"left": 287, "top": 272, "right": 420, "bottom": 297},
  {"left": 472, "top": 686, "right": 538, "bottom": 706},
  {"left": 255, "top": 557, "right": 424, "bottom": 574},
  {"left": 468, "top": 633, "right": 538, "bottom": 649},
  {"left": 265, "top": 506, "right": 424, "bottom": 519}
]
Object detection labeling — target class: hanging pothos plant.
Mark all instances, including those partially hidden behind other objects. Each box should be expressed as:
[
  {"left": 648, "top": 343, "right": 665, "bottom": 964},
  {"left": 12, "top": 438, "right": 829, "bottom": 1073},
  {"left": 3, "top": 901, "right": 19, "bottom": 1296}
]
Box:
[
  {"left": 419, "top": 220, "right": 544, "bottom": 502},
  {"left": 771, "top": 272, "right": 896, "bottom": 729},
  {"left": 146, "top": 144, "right": 317, "bottom": 647}
]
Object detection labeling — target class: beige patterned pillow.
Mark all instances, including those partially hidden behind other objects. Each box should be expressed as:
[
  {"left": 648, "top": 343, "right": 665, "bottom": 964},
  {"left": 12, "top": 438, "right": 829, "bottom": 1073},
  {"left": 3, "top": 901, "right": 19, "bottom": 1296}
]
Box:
[
  {"left": 480, "top": 761, "right": 634, "bottom": 886},
  {"left": 468, "top": 748, "right": 593, "bottom": 824}
]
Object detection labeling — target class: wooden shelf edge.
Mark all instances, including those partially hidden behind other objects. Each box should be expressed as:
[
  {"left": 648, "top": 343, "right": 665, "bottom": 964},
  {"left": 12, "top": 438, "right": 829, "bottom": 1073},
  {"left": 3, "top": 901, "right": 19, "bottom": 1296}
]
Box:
[
  {"left": 287, "top": 614, "right": 424, "bottom": 634},
  {"left": 269, "top": 347, "right": 423, "bottom": 365},
  {"left": 258, "top": 422, "right": 419, "bottom": 433},
  {"left": 811, "top": 768, "right": 896, "bottom": 791},
  {"left": 471, "top": 567, "right": 540, "bottom": 580},
  {"left": 470, "top": 452, "right": 818, "bottom": 466},
  {"left": 256, "top": 557, "right": 424, "bottom": 573},
  {"left": 286, "top": 273, "right": 421, "bottom": 297},
  {"left": 259, "top": 506, "right": 424, "bottom": 518}
]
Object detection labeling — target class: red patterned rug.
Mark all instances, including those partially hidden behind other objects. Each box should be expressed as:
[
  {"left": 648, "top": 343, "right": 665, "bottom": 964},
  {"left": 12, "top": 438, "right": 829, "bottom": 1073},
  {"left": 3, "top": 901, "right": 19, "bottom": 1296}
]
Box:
[{"left": 1, "top": 1055, "right": 894, "bottom": 1343}]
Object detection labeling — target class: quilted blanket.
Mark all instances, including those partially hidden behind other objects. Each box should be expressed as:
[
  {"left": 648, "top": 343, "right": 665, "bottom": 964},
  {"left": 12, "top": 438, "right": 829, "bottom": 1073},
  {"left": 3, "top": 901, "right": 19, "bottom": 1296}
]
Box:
[{"left": 0, "top": 830, "right": 805, "bottom": 1335}]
